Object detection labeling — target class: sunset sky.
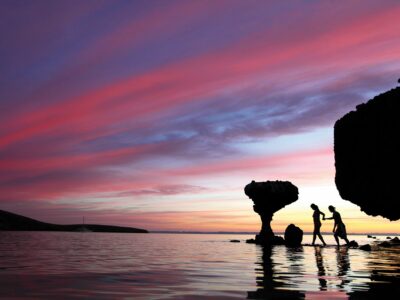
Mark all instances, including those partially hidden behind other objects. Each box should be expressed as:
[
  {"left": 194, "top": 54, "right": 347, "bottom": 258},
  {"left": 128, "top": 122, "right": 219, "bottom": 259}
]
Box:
[{"left": 1, "top": 0, "right": 399, "bottom": 233}]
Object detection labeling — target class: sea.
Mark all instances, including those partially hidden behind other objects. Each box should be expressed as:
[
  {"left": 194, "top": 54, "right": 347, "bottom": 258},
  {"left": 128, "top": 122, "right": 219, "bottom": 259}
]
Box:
[{"left": 0, "top": 232, "right": 399, "bottom": 299}]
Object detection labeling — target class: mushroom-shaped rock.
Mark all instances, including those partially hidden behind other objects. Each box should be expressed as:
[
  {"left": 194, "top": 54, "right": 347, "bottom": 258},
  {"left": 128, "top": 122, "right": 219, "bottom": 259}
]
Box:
[
  {"left": 244, "top": 180, "right": 299, "bottom": 244},
  {"left": 284, "top": 224, "right": 303, "bottom": 247},
  {"left": 334, "top": 86, "right": 400, "bottom": 221}
]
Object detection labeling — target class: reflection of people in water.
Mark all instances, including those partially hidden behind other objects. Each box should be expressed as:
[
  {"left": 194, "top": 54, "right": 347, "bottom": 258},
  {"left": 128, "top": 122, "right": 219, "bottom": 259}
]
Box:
[
  {"left": 314, "top": 246, "right": 327, "bottom": 290},
  {"left": 310, "top": 204, "right": 327, "bottom": 246},
  {"left": 336, "top": 246, "right": 350, "bottom": 289},
  {"left": 325, "top": 205, "right": 350, "bottom": 246}
]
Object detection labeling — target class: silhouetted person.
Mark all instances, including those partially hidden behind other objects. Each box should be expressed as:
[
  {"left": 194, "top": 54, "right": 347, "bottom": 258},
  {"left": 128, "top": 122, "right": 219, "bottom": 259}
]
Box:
[
  {"left": 310, "top": 204, "right": 326, "bottom": 246},
  {"left": 325, "top": 205, "right": 350, "bottom": 246}
]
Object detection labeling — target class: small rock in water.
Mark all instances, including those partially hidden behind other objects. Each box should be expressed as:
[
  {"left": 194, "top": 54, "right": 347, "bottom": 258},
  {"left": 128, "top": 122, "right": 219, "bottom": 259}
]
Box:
[
  {"left": 272, "top": 235, "right": 286, "bottom": 245},
  {"left": 246, "top": 239, "right": 256, "bottom": 244},
  {"left": 284, "top": 224, "right": 303, "bottom": 247},
  {"left": 379, "top": 241, "right": 391, "bottom": 247},
  {"left": 348, "top": 240, "right": 359, "bottom": 248},
  {"left": 251, "top": 234, "right": 285, "bottom": 245},
  {"left": 359, "top": 244, "right": 372, "bottom": 251},
  {"left": 390, "top": 237, "right": 400, "bottom": 244},
  {"left": 367, "top": 235, "right": 373, "bottom": 238},
  {"left": 230, "top": 239, "right": 240, "bottom": 243},
  {"left": 386, "top": 237, "right": 391, "bottom": 239}
]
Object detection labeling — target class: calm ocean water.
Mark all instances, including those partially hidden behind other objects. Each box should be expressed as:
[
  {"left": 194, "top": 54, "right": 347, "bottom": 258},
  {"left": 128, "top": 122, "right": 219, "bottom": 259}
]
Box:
[{"left": 0, "top": 232, "right": 399, "bottom": 299}]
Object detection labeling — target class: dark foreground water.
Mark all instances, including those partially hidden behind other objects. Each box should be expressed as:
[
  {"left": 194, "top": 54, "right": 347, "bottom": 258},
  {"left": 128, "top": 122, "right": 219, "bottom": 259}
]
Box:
[{"left": 0, "top": 232, "right": 399, "bottom": 299}]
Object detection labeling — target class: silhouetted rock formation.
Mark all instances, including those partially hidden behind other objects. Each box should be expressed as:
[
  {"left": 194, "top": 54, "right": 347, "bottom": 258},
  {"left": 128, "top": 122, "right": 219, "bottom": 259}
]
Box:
[
  {"left": 348, "top": 240, "right": 359, "bottom": 248},
  {"left": 379, "top": 241, "right": 392, "bottom": 248},
  {"left": 246, "top": 236, "right": 285, "bottom": 245},
  {"left": 359, "top": 244, "right": 372, "bottom": 251},
  {"left": 284, "top": 224, "right": 303, "bottom": 247},
  {"left": 244, "top": 180, "right": 298, "bottom": 245},
  {"left": 334, "top": 86, "right": 400, "bottom": 221},
  {"left": 377, "top": 238, "right": 400, "bottom": 248},
  {"left": 391, "top": 237, "right": 400, "bottom": 244},
  {"left": 0, "top": 209, "right": 148, "bottom": 233}
]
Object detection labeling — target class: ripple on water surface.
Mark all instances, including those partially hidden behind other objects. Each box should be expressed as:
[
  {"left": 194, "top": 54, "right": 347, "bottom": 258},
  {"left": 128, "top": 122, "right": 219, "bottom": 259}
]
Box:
[{"left": 0, "top": 232, "right": 399, "bottom": 299}]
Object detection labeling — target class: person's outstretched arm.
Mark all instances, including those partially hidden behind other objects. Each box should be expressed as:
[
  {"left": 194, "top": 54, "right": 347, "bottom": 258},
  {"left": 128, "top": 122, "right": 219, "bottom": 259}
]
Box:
[{"left": 321, "top": 212, "right": 326, "bottom": 220}]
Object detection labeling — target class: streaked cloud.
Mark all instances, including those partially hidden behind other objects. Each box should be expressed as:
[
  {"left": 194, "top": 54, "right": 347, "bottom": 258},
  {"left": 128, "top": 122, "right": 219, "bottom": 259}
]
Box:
[{"left": 1, "top": 0, "right": 399, "bottom": 232}]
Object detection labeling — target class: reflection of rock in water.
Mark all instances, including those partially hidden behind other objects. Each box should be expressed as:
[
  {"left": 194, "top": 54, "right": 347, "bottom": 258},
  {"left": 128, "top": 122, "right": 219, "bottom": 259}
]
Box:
[
  {"left": 285, "top": 246, "right": 305, "bottom": 282},
  {"left": 349, "top": 280, "right": 400, "bottom": 300},
  {"left": 314, "top": 247, "right": 327, "bottom": 291},
  {"left": 334, "top": 86, "right": 400, "bottom": 220},
  {"left": 247, "top": 246, "right": 305, "bottom": 299},
  {"left": 348, "top": 246, "right": 400, "bottom": 299}
]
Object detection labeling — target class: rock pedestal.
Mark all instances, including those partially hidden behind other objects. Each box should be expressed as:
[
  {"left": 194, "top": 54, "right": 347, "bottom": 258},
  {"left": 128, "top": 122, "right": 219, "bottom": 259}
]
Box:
[{"left": 244, "top": 180, "right": 298, "bottom": 245}]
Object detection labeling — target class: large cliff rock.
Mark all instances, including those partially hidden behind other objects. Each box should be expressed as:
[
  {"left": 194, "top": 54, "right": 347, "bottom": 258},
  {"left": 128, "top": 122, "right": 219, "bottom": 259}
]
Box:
[
  {"left": 244, "top": 180, "right": 299, "bottom": 244},
  {"left": 334, "top": 86, "right": 400, "bottom": 221}
]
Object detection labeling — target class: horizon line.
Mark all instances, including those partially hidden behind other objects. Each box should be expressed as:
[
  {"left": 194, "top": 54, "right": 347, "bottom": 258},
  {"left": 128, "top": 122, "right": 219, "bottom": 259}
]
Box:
[{"left": 150, "top": 230, "right": 399, "bottom": 236}]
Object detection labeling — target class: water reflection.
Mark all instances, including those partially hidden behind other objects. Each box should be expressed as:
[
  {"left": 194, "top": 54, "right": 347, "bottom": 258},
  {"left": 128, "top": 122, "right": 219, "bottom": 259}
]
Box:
[
  {"left": 314, "top": 246, "right": 327, "bottom": 290},
  {"left": 247, "top": 246, "right": 305, "bottom": 299},
  {"left": 286, "top": 246, "right": 305, "bottom": 283},
  {"left": 1, "top": 232, "right": 400, "bottom": 299},
  {"left": 336, "top": 246, "right": 351, "bottom": 290},
  {"left": 348, "top": 246, "right": 400, "bottom": 299},
  {"left": 245, "top": 238, "right": 400, "bottom": 299}
]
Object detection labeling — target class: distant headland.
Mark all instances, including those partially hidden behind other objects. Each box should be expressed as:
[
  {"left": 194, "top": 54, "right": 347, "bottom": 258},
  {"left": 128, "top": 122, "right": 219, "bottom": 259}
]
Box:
[{"left": 0, "top": 209, "right": 148, "bottom": 233}]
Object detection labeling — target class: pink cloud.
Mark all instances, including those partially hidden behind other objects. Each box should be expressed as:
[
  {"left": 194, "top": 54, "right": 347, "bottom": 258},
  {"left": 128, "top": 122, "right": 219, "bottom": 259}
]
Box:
[
  {"left": 1, "top": 1, "right": 400, "bottom": 230},
  {"left": 2, "top": 3, "right": 399, "bottom": 150},
  {"left": 167, "top": 148, "right": 333, "bottom": 178}
]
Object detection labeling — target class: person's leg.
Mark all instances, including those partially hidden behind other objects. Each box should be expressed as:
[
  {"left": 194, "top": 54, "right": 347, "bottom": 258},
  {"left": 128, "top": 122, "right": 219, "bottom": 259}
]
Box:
[
  {"left": 334, "top": 233, "right": 339, "bottom": 246},
  {"left": 318, "top": 233, "right": 326, "bottom": 246},
  {"left": 342, "top": 224, "right": 350, "bottom": 245},
  {"left": 312, "top": 231, "right": 317, "bottom": 245},
  {"left": 315, "top": 224, "right": 326, "bottom": 246}
]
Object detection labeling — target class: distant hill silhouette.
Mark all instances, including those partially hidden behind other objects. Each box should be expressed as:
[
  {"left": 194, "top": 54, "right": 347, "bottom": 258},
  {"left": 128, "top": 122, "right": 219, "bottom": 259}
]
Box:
[
  {"left": 0, "top": 209, "right": 148, "bottom": 233},
  {"left": 334, "top": 85, "right": 400, "bottom": 221}
]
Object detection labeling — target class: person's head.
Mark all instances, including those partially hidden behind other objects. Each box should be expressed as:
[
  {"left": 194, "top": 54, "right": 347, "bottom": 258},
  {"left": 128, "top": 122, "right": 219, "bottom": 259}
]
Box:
[
  {"left": 311, "top": 203, "right": 318, "bottom": 210},
  {"left": 328, "top": 205, "right": 335, "bottom": 212}
]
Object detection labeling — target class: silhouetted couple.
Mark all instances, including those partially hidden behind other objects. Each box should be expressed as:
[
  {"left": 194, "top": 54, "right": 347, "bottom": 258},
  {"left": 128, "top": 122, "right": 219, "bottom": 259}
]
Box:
[{"left": 311, "top": 204, "right": 349, "bottom": 246}]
